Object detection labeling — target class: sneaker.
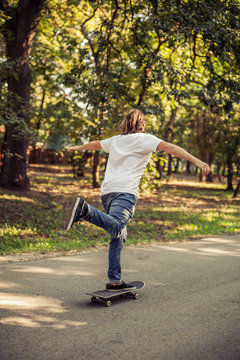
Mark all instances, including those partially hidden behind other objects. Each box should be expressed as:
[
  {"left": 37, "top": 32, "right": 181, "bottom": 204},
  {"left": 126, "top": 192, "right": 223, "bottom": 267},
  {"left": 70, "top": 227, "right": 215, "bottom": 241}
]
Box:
[
  {"left": 64, "top": 197, "right": 89, "bottom": 231},
  {"left": 106, "top": 281, "right": 136, "bottom": 291}
]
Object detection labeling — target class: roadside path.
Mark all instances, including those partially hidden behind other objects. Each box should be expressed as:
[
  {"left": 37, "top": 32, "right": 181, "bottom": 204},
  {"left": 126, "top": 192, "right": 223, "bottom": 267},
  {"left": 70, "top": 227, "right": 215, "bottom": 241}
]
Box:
[{"left": 0, "top": 234, "right": 239, "bottom": 360}]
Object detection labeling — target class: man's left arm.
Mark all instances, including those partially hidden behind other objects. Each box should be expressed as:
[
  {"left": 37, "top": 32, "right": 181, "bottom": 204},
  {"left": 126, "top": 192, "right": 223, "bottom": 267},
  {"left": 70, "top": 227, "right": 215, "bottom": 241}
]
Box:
[{"left": 157, "top": 141, "right": 211, "bottom": 176}]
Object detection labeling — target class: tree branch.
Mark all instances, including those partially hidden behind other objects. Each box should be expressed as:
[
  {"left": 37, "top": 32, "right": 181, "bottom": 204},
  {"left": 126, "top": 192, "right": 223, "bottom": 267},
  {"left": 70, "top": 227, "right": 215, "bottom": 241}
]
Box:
[
  {"left": 80, "top": 9, "right": 99, "bottom": 68},
  {"left": 108, "top": 40, "right": 124, "bottom": 79},
  {"left": 105, "top": 0, "right": 120, "bottom": 70},
  {"left": 137, "top": 31, "right": 168, "bottom": 106}
]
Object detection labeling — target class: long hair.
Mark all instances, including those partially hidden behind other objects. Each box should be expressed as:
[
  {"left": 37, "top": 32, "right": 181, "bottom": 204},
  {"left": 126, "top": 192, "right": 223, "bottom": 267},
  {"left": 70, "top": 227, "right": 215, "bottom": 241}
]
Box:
[{"left": 121, "top": 109, "right": 146, "bottom": 135}]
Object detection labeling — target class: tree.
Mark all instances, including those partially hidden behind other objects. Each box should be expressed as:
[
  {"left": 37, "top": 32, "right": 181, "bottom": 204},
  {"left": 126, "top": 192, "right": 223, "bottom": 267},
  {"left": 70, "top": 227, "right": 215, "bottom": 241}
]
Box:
[
  {"left": 0, "top": 0, "right": 46, "bottom": 190},
  {"left": 1, "top": 0, "right": 239, "bottom": 192}
]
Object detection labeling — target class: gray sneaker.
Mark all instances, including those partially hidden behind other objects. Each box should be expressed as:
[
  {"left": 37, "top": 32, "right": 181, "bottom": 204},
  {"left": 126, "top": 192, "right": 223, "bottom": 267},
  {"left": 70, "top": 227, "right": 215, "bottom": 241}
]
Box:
[{"left": 64, "top": 197, "right": 89, "bottom": 231}]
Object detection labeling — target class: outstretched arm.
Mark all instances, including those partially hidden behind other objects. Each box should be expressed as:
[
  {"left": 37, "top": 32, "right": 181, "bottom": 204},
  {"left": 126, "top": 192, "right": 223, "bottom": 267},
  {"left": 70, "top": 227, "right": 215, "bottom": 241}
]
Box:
[
  {"left": 157, "top": 141, "right": 211, "bottom": 176},
  {"left": 67, "top": 140, "right": 102, "bottom": 152}
]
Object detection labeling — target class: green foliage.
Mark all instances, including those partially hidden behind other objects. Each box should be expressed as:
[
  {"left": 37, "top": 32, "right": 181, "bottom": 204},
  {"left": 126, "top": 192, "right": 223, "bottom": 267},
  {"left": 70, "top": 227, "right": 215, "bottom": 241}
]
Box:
[
  {"left": 1, "top": 0, "right": 240, "bottom": 191},
  {"left": 29, "top": 0, "right": 240, "bottom": 139},
  {"left": 139, "top": 153, "right": 164, "bottom": 194}
]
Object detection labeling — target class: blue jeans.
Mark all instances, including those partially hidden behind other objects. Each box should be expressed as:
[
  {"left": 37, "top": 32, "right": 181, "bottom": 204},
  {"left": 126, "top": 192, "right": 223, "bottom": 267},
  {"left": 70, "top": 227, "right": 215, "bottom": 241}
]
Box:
[{"left": 84, "top": 192, "right": 137, "bottom": 282}]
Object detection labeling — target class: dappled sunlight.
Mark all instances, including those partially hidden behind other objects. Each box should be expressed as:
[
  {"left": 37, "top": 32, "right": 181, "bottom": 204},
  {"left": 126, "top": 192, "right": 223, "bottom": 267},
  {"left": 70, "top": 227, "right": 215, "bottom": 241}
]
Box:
[
  {"left": 10, "top": 265, "right": 96, "bottom": 276},
  {"left": 202, "top": 237, "right": 238, "bottom": 244},
  {"left": 0, "top": 315, "right": 87, "bottom": 329},
  {"left": 177, "top": 224, "right": 199, "bottom": 231},
  {"left": 0, "top": 293, "right": 64, "bottom": 312},
  {"left": 0, "top": 225, "right": 38, "bottom": 238},
  {"left": 128, "top": 246, "right": 156, "bottom": 252},
  {"left": 52, "top": 256, "right": 91, "bottom": 263},
  {"left": 152, "top": 219, "right": 174, "bottom": 226},
  {"left": 0, "top": 292, "right": 88, "bottom": 329},
  {"left": 202, "top": 237, "right": 240, "bottom": 247},
  {"left": 0, "top": 281, "right": 22, "bottom": 289},
  {"left": 160, "top": 246, "right": 191, "bottom": 253},
  {"left": 198, "top": 247, "right": 240, "bottom": 257},
  {"left": 167, "top": 179, "right": 225, "bottom": 189},
  {"left": 160, "top": 236, "right": 240, "bottom": 257},
  {"left": 0, "top": 194, "right": 35, "bottom": 203},
  {"left": 0, "top": 316, "right": 41, "bottom": 328},
  {"left": 161, "top": 245, "right": 240, "bottom": 257},
  {"left": 149, "top": 281, "right": 167, "bottom": 287}
]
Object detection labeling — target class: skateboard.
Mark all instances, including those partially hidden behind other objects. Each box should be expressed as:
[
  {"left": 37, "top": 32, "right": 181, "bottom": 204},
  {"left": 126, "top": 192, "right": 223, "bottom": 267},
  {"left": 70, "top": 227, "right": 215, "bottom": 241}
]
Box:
[{"left": 85, "top": 281, "right": 145, "bottom": 307}]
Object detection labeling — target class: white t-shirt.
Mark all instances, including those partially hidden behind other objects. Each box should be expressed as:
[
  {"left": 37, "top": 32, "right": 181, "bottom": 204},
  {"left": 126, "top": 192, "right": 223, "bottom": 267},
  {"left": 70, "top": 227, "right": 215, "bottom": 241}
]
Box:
[{"left": 100, "top": 133, "right": 163, "bottom": 196}]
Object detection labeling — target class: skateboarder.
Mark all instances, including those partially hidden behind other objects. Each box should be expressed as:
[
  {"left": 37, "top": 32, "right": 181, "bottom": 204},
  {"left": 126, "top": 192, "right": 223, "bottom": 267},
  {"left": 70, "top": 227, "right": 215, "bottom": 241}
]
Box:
[{"left": 65, "top": 109, "right": 211, "bottom": 291}]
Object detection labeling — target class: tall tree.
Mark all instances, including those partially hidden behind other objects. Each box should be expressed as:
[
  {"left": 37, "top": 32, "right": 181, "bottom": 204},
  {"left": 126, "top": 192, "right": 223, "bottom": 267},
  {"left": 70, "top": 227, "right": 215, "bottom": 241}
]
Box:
[{"left": 0, "top": 0, "right": 46, "bottom": 189}]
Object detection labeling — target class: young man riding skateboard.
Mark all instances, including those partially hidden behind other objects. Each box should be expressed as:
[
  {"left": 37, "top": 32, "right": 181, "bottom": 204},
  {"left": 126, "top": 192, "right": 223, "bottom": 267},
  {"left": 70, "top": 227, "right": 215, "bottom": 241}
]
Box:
[{"left": 65, "top": 109, "right": 211, "bottom": 291}]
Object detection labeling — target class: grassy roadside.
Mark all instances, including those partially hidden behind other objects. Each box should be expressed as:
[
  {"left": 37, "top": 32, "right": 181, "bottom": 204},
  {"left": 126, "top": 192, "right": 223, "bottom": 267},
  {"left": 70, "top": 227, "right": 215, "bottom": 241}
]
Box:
[{"left": 0, "top": 164, "right": 239, "bottom": 255}]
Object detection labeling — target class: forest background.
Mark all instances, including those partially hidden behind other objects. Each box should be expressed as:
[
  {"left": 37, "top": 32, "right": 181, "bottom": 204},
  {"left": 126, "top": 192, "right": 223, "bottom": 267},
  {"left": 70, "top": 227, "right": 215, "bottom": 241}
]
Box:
[{"left": 0, "top": 0, "right": 239, "bottom": 255}]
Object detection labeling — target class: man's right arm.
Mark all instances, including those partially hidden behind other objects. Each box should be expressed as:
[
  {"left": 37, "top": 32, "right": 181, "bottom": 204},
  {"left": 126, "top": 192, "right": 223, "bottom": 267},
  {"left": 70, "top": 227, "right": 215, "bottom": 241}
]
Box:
[
  {"left": 157, "top": 141, "right": 211, "bottom": 176},
  {"left": 67, "top": 140, "right": 102, "bottom": 152}
]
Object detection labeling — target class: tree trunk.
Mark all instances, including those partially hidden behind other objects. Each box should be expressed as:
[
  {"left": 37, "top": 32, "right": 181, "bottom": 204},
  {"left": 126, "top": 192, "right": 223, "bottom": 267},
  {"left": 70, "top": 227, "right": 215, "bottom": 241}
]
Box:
[
  {"left": 155, "top": 158, "right": 163, "bottom": 180},
  {"left": 71, "top": 152, "right": 90, "bottom": 179},
  {"left": 0, "top": 124, "right": 30, "bottom": 189},
  {"left": 186, "top": 160, "right": 191, "bottom": 175},
  {"left": 174, "top": 158, "right": 180, "bottom": 173},
  {"left": 155, "top": 107, "right": 178, "bottom": 180},
  {"left": 226, "top": 159, "right": 234, "bottom": 191},
  {"left": 165, "top": 107, "right": 178, "bottom": 142},
  {"left": 92, "top": 150, "right": 100, "bottom": 188},
  {"left": 206, "top": 152, "right": 214, "bottom": 182},
  {"left": 194, "top": 113, "right": 208, "bottom": 182},
  {"left": 221, "top": 164, "right": 226, "bottom": 177},
  {"left": 167, "top": 154, "right": 172, "bottom": 176},
  {"left": 233, "top": 180, "right": 240, "bottom": 198},
  {"left": 31, "top": 87, "right": 46, "bottom": 163},
  {"left": 0, "top": 0, "right": 46, "bottom": 190},
  {"left": 216, "top": 161, "right": 222, "bottom": 183}
]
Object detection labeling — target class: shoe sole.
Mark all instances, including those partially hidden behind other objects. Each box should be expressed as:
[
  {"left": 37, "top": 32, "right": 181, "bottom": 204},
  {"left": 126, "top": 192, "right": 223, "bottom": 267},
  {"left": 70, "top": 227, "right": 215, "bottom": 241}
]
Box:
[
  {"left": 106, "top": 286, "right": 136, "bottom": 292},
  {"left": 64, "top": 197, "right": 81, "bottom": 231}
]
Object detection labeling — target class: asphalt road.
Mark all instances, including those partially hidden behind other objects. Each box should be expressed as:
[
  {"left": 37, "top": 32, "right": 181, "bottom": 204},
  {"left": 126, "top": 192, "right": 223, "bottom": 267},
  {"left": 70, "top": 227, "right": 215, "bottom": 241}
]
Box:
[{"left": 0, "top": 234, "right": 239, "bottom": 360}]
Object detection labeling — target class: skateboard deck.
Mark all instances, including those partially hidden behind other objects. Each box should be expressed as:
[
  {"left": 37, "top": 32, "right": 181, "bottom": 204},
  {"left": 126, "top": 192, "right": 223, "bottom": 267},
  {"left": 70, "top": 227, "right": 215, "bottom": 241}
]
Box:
[{"left": 85, "top": 281, "right": 145, "bottom": 307}]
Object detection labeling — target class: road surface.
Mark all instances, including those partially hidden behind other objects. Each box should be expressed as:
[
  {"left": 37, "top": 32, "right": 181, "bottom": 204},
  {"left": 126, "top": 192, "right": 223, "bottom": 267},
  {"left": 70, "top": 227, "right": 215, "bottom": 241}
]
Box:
[{"left": 0, "top": 234, "right": 239, "bottom": 360}]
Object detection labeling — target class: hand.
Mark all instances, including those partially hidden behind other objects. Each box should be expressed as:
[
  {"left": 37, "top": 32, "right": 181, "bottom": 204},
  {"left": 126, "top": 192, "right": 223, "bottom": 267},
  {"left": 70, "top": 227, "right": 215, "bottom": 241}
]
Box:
[
  {"left": 195, "top": 160, "right": 211, "bottom": 176},
  {"left": 67, "top": 147, "right": 76, "bottom": 152}
]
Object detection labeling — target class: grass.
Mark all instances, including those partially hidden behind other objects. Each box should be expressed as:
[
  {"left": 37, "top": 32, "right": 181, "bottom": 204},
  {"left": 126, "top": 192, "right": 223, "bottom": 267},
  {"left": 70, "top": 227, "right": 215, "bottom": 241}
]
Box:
[{"left": 0, "top": 163, "right": 239, "bottom": 255}]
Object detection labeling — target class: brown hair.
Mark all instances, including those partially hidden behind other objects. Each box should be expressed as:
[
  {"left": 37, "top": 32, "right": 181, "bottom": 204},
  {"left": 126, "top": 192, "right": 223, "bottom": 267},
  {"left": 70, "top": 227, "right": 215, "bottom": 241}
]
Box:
[{"left": 121, "top": 109, "right": 146, "bottom": 135}]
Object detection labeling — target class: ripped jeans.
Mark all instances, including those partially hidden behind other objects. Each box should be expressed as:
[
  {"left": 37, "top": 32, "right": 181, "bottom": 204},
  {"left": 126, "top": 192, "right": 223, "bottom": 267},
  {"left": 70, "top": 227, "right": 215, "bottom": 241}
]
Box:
[{"left": 84, "top": 192, "right": 137, "bottom": 282}]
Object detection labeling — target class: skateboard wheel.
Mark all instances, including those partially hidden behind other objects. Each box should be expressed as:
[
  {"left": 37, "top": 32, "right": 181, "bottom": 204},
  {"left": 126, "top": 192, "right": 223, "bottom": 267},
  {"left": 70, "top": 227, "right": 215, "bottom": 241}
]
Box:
[
  {"left": 106, "top": 300, "right": 112, "bottom": 307},
  {"left": 91, "top": 296, "right": 97, "bottom": 303},
  {"left": 134, "top": 293, "right": 139, "bottom": 300}
]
